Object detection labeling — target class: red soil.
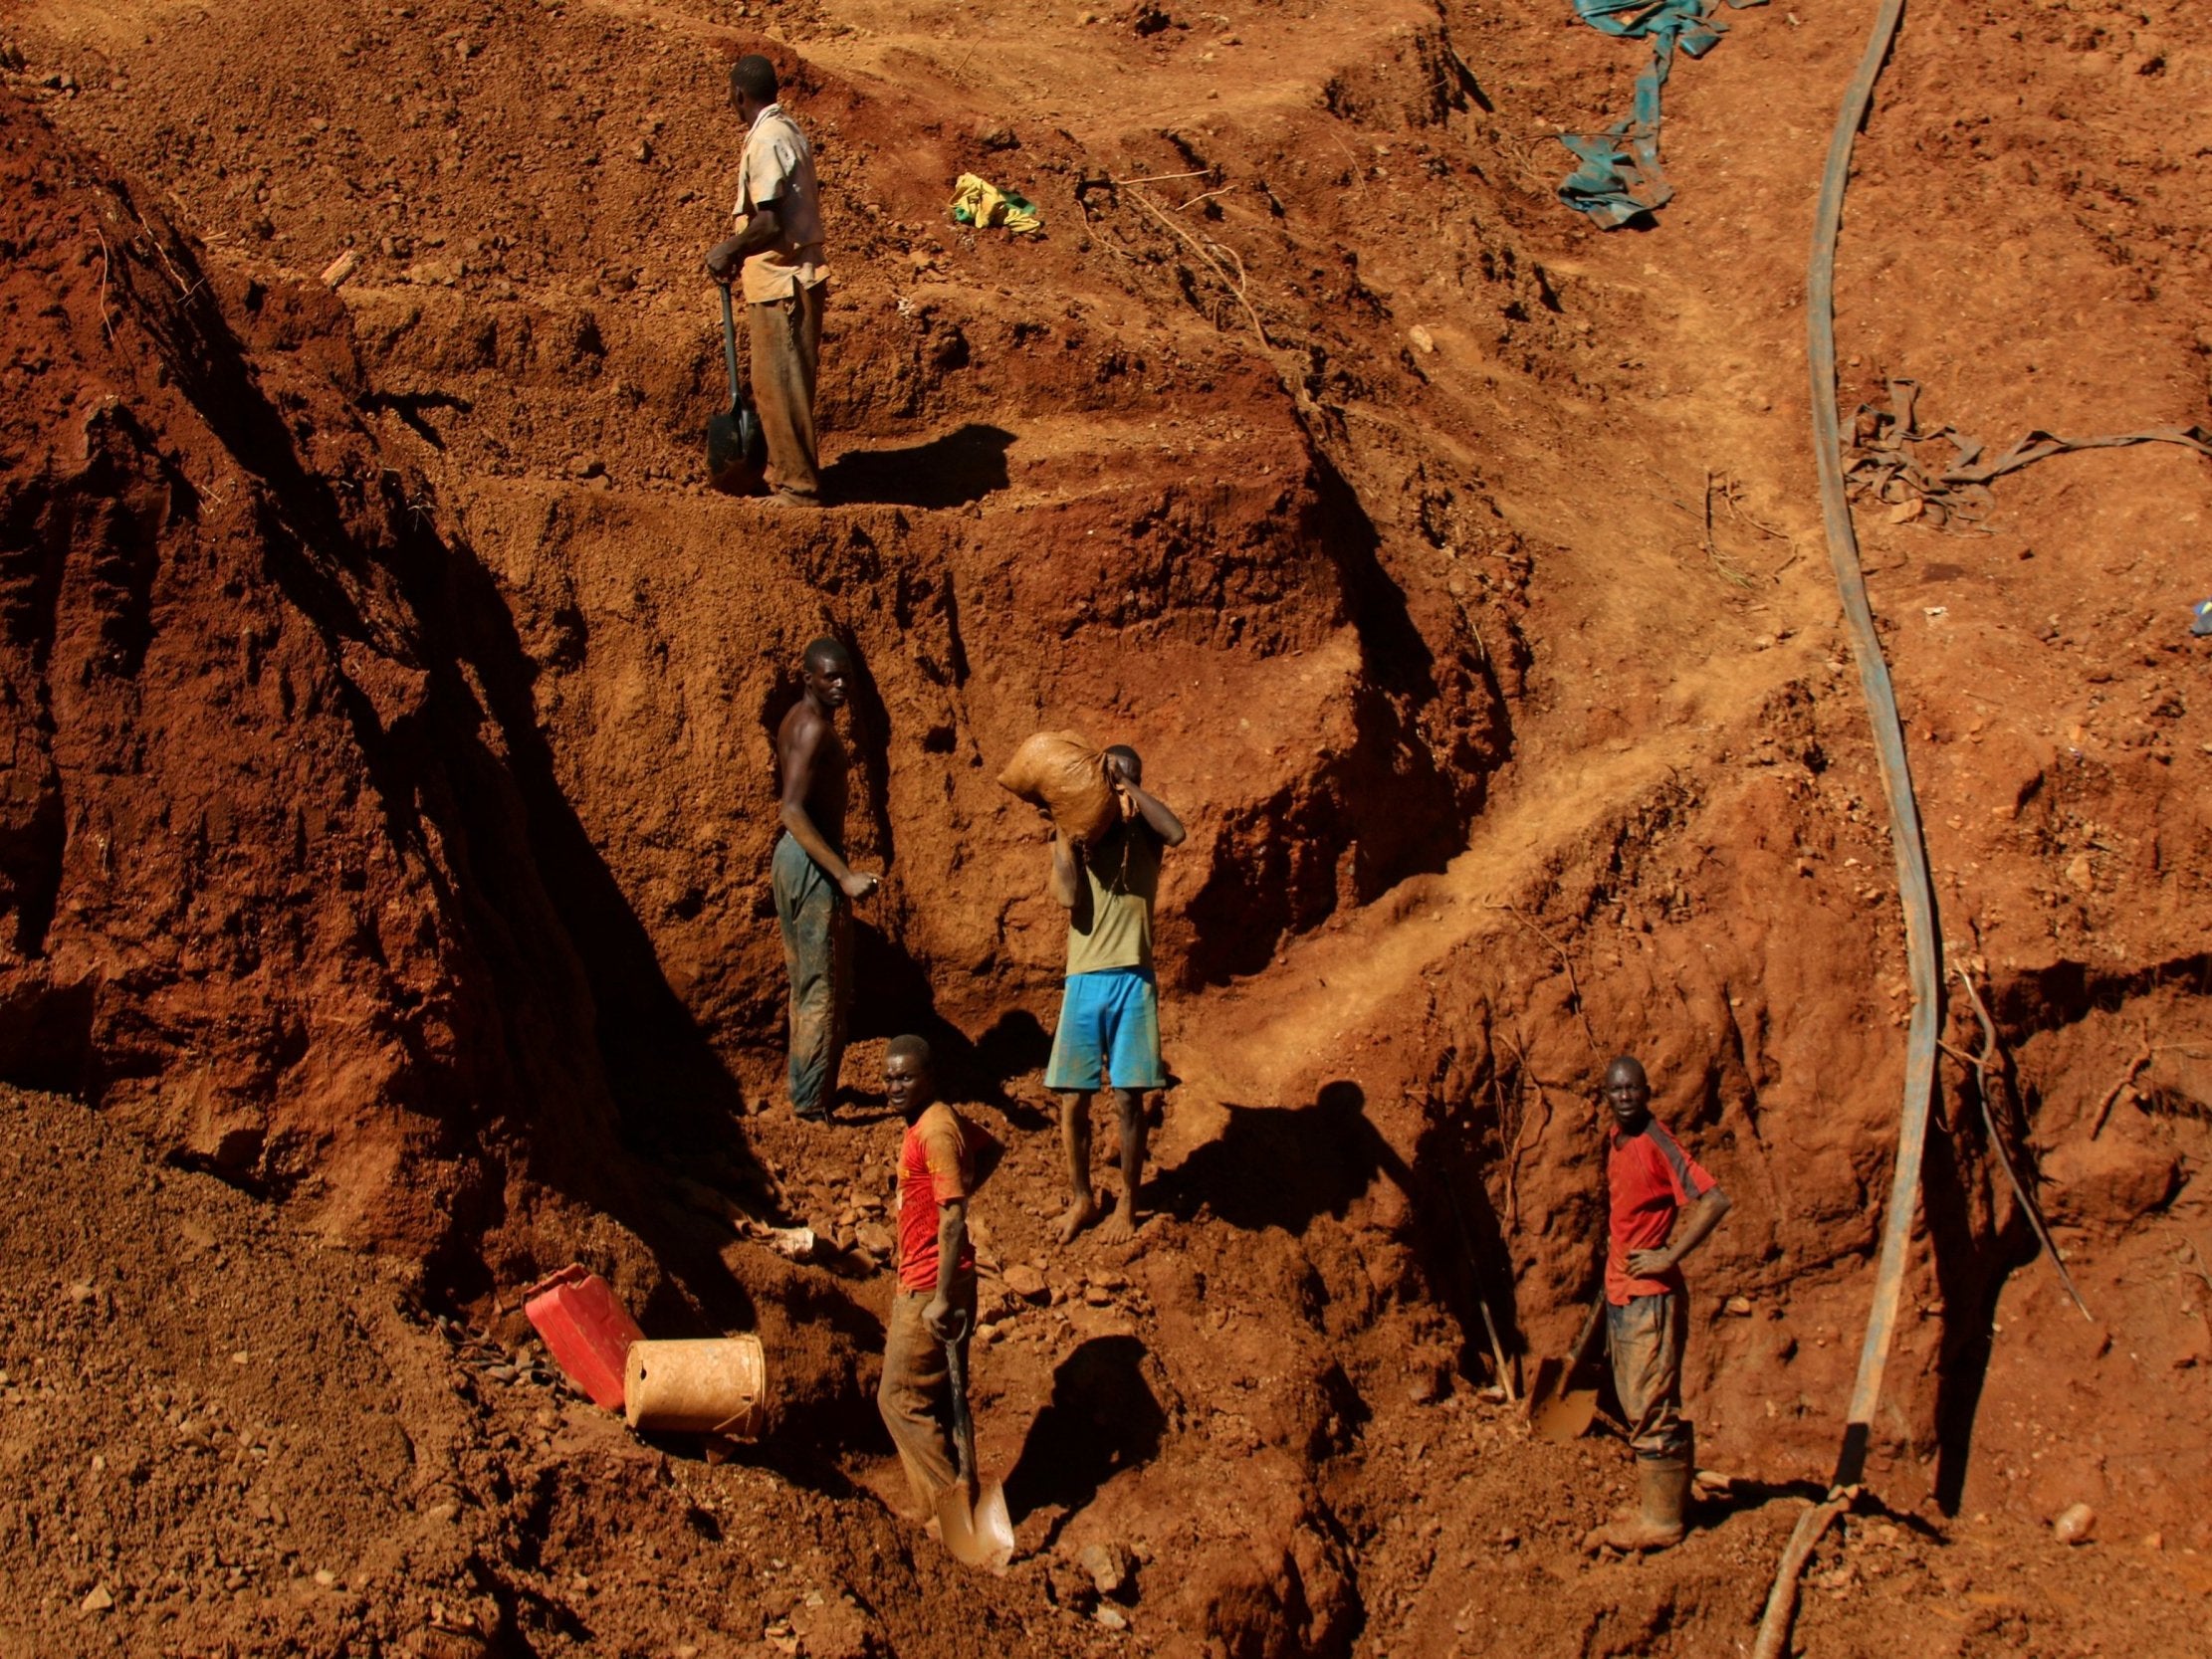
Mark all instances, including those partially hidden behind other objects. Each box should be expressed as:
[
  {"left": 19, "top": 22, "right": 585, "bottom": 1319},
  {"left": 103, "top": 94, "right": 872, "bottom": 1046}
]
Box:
[{"left": 1, "top": 0, "right": 2208, "bottom": 1654}]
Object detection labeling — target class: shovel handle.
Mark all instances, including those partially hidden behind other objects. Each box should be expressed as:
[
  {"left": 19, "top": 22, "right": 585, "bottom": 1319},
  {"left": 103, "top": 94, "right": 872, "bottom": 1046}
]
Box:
[
  {"left": 939, "top": 1309, "right": 979, "bottom": 1489},
  {"left": 1569, "top": 1286, "right": 1608, "bottom": 1365},
  {"left": 717, "top": 282, "right": 744, "bottom": 407}
]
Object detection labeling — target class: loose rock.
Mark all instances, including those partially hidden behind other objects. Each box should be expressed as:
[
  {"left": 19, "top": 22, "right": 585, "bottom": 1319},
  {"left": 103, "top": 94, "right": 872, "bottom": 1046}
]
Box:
[
  {"left": 1078, "top": 1540, "right": 1136, "bottom": 1599},
  {"left": 2054, "top": 1503, "right": 2097, "bottom": 1546}
]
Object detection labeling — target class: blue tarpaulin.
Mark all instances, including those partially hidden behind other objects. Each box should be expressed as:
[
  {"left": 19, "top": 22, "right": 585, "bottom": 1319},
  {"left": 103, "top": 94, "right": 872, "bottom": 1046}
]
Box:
[{"left": 1558, "top": 0, "right": 1764, "bottom": 228}]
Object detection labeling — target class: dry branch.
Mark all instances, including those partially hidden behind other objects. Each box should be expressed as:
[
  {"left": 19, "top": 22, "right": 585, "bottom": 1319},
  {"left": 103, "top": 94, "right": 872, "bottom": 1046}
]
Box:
[
  {"left": 92, "top": 227, "right": 114, "bottom": 341},
  {"left": 1951, "top": 966, "right": 2092, "bottom": 1320},
  {"left": 1125, "top": 185, "right": 1272, "bottom": 349},
  {"left": 2089, "top": 1027, "right": 2154, "bottom": 1140},
  {"left": 1491, "top": 904, "right": 1602, "bottom": 1058},
  {"left": 1751, "top": 1488, "right": 1857, "bottom": 1659}
]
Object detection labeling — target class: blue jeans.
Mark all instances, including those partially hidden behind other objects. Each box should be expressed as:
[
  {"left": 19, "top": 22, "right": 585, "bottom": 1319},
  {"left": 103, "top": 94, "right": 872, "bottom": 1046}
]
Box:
[{"left": 773, "top": 833, "right": 849, "bottom": 1117}]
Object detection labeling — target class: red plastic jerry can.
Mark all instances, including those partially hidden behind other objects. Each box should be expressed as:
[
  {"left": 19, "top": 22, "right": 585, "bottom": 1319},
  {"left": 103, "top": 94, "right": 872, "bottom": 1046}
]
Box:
[{"left": 523, "top": 1265, "right": 644, "bottom": 1411}]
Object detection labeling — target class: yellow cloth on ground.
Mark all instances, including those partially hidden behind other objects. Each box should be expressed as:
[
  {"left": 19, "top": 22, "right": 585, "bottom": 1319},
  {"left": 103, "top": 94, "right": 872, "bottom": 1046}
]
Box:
[{"left": 949, "top": 172, "right": 1042, "bottom": 236}]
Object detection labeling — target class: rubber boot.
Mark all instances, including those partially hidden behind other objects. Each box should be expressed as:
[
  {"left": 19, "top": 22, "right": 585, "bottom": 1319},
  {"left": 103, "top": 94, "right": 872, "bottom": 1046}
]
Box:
[{"left": 1583, "top": 1453, "right": 1690, "bottom": 1554}]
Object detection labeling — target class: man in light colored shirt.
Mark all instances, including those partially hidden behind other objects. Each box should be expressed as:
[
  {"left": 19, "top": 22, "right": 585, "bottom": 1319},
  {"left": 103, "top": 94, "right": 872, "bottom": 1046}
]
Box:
[{"left": 705, "top": 54, "right": 828, "bottom": 507}]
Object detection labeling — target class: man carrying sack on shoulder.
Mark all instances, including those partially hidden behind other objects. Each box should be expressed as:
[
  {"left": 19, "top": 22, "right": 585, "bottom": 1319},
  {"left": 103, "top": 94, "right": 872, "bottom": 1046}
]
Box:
[{"left": 705, "top": 53, "right": 828, "bottom": 508}]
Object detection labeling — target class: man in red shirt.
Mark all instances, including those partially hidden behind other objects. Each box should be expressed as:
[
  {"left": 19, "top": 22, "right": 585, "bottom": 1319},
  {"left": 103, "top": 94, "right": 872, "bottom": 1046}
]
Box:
[
  {"left": 876, "top": 1035, "right": 985, "bottom": 1520},
  {"left": 1586, "top": 1053, "right": 1731, "bottom": 1554}
]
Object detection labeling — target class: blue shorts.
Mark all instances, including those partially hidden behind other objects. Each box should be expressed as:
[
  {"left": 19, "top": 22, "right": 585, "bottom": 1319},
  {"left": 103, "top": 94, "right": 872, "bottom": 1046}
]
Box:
[{"left": 1045, "top": 968, "right": 1165, "bottom": 1093}]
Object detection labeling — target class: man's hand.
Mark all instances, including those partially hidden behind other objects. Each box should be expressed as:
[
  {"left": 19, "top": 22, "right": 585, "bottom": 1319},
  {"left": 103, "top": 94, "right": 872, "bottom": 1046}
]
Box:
[
  {"left": 1626, "top": 1247, "right": 1675, "bottom": 1277},
  {"left": 840, "top": 869, "right": 881, "bottom": 901},
  {"left": 923, "top": 1294, "right": 958, "bottom": 1343},
  {"left": 705, "top": 234, "right": 746, "bottom": 282}
]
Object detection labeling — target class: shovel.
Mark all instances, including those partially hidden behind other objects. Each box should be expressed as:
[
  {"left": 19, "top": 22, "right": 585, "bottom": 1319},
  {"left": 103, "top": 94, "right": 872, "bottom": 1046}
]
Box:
[
  {"left": 935, "top": 1312, "right": 1013, "bottom": 1571},
  {"left": 706, "top": 282, "right": 768, "bottom": 496},
  {"left": 1526, "top": 1287, "right": 1608, "bottom": 1443}
]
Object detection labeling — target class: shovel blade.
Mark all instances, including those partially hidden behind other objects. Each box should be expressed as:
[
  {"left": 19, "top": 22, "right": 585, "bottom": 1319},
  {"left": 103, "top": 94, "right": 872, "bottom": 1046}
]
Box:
[
  {"left": 706, "top": 405, "right": 768, "bottom": 497},
  {"left": 1533, "top": 1382, "right": 1600, "bottom": 1443},
  {"left": 935, "top": 1479, "right": 1014, "bottom": 1572},
  {"left": 1529, "top": 1357, "right": 1602, "bottom": 1444}
]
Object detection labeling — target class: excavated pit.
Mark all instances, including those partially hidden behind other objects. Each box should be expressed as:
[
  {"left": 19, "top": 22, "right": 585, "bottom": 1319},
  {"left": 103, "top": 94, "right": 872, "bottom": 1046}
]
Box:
[{"left": 2, "top": 0, "right": 2210, "bottom": 1655}]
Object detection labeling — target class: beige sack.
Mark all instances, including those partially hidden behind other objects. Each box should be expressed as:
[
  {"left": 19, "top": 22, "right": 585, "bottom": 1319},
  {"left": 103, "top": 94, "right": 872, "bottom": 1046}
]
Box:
[{"left": 997, "top": 730, "right": 1117, "bottom": 844}]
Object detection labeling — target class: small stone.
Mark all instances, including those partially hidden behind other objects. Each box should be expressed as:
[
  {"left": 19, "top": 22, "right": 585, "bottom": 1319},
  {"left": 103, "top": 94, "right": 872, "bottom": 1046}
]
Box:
[
  {"left": 315, "top": 1568, "right": 338, "bottom": 1587},
  {"left": 66, "top": 1281, "right": 95, "bottom": 1305},
  {"left": 1083, "top": 1284, "right": 1113, "bottom": 1307},
  {"left": 973, "top": 118, "right": 1018, "bottom": 151},
  {"left": 854, "top": 1221, "right": 894, "bottom": 1256},
  {"left": 1078, "top": 1541, "right": 1135, "bottom": 1599},
  {"left": 231, "top": 1350, "right": 251, "bottom": 1364},
  {"left": 2053, "top": 1503, "right": 2096, "bottom": 1546},
  {"left": 1094, "top": 1605, "right": 1128, "bottom": 1630},
  {"left": 1407, "top": 324, "right": 1436, "bottom": 354},
  {"left": 80, "top": 1584, "right": 113, "bottom": 1614},
  {"left": 1003, "top": 1265, "right": 1048, "bottom": 1303},
  {"left": 1723, "top": 1295, "right": 1754, "bottom": 1317},
  {"left": 631, "top": 138, "right": 652, "bottom": 163}
]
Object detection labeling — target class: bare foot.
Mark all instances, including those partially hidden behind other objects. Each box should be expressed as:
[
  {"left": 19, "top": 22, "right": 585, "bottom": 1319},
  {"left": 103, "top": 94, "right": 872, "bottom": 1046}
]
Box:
[
  {"left": 1056, "top": 1193, "right": 1102, "bottom": 1245},
  {"left": 1097, "top": 1199, "right": 1138, "bottom": 1246}
]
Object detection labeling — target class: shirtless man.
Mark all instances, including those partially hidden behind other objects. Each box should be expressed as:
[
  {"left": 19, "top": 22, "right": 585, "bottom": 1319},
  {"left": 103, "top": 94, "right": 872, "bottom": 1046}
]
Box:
[
  {"left": 1047, "top": 745, "right": 1185, "bottom": 1245},
  {"left": 773, "top": 637, "right": 878, "bottom": 1121}
]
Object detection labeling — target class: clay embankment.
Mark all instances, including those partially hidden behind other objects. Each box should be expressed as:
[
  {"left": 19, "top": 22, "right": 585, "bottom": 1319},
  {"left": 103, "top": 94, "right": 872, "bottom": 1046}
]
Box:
[{"left": 2, "top": 0, "right": 2210, "bottom": 1655}]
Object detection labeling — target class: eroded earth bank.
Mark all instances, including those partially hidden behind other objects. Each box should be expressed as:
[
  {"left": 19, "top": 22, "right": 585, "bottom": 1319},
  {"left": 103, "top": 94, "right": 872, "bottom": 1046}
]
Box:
[{"left": 1, "top": 0, "right": 2208, "bottom": 1655}]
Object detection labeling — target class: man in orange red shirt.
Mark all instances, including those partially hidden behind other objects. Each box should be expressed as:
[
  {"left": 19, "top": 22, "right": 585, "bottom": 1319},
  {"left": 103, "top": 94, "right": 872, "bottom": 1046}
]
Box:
[
  {"left": 877, "top": 1035, "right": 988, "bottom": 1519},
  {"left": 1586, "top": 1053, "right": 1731, "bottom": 1554}
]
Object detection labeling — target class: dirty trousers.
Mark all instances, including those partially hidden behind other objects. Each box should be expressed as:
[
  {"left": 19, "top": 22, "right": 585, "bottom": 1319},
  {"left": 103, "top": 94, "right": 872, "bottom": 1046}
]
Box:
[
  {"left": 877, "top": 1278, "right": 979, "bottom": 1514},
  {"left": 1608, "top": 1291, "right": 1692, "bottom": 1462},
  {"left": 772, "top": 832, "right": 850, "bottom": 1117},
  {"left": 748, "top": 283, "right": 825, "bottom": 501}
]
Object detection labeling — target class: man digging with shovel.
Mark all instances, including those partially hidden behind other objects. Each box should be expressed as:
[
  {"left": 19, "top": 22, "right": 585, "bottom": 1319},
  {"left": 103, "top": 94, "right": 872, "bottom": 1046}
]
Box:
[
  {"left": 878, "top": 1036, "right": 1013, "bottom": 1568},
  {"left": 704, "top": 54, "right": 827, "bottom": 507},
  {"left": 1584, "top": 1053, "right": 1730, "bottom": 1555}
]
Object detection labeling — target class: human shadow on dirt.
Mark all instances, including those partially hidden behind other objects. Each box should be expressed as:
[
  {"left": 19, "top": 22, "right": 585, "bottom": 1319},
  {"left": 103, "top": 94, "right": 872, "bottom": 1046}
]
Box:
[
  {"left": 1002, "top": 1335, "right": 1167, "bottom": 1546},
  {"left": 1154, "top": 1084, "right": 1534, "bottom": 1382},
  {"left": 843, "top": 924, "right": 1050, "bottom": 1131},
  {"left": 820, "top": 423, "right": 1013, "bottom": 509},
  {"left": 1411, "top": 1110, "right": 1534, "bottom": 1380},
  {"left": 1153, "top": 1080, "right": 1400, "bottom": 1233}
]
